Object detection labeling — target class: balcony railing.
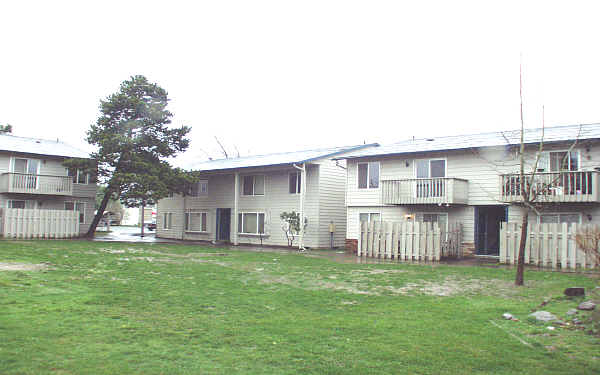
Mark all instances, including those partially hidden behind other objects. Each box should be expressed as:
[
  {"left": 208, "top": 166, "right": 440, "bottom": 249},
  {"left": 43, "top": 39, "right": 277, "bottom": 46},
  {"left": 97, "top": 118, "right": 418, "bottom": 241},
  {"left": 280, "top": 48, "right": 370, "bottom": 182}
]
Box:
[
  {"left": 0, "top": 173, "right": 73, "bottom": 196},
  {"left": 381, "top": 178, "right": 469, "bottom": 205},
  {"left": 501, "top": 171, "right": 600, "bottom": 203}
]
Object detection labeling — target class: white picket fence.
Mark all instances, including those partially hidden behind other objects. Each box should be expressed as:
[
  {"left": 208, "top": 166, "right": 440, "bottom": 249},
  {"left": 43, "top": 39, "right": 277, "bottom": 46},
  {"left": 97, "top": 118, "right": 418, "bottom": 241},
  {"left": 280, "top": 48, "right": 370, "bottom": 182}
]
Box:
[
  {"left": 358, "top": 221, "right": 443, "bottom": 261},
  {"left": 0, "top": 208, "right": 80, "bottom": 239},
  {"left": 500, "top": 222, "right": 597, "bottom": 269}
]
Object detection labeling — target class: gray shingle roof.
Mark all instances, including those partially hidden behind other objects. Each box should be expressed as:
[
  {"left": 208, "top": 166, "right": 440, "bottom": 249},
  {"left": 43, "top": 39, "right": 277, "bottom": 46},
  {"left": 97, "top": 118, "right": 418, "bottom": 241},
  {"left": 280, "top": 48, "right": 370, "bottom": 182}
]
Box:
[
  {"left": 0, "top": 134, "right": 90, "bottom": 159},
  {"left": 188, "top": 144, "right": 377, "bottom": 172},
  {"left": 337, "top": 123, "right": 600, "bottom": 159}
]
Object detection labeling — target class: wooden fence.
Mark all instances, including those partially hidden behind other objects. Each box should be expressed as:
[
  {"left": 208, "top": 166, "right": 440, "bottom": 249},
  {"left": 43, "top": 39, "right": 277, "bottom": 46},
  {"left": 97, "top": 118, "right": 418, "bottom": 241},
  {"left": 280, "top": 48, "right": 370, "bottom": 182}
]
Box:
[
  {"left": 358, "top": 221, "right": 462, "bottom": 261},
  {"left": 499, "top": 222, "right": 597, "bottom": 269},
  {"left": 0, "top": 208, "right": 80, "bottom": 239}
]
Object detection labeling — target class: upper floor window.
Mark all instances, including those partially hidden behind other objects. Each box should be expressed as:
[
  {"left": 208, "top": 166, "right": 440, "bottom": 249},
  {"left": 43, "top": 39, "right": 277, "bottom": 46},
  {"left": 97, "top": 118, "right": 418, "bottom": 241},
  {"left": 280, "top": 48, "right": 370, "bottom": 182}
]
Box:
[
  {"left": 242, "top": 175, "right": 265, "bottom": 196},
  {"left": 416, "top": 159, "right": 446, "bottom": 178},
  {"left": 548, "top": 151, "right": 579, "bottom": 172},
  {"left": 65, "top": 201, "right": 85, "bottom": 223},
  {"left": 68, "top": 168, "right": 91, "bottom": 184},
  {"left": 12, "top": 158, "right": 39, "bottom": 175},
  {"left": 188, "top": 180, "right": 208, "bottom": 197},
  {"left": 358, "top": 162, "right": 379, "bottom": 189},
  {"left": 289, "top": 172, "right": 301, "bottom": 194}
]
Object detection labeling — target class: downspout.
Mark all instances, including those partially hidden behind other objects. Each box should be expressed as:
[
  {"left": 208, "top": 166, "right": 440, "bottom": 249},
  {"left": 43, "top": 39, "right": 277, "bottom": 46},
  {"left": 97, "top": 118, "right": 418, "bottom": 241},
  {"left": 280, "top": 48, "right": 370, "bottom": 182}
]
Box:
[
  {"left": 233, "top": 172, "right": 239, "bottom": 245},
  {"left": 293, "top": 163, "right": 306, "bottom": 250}
]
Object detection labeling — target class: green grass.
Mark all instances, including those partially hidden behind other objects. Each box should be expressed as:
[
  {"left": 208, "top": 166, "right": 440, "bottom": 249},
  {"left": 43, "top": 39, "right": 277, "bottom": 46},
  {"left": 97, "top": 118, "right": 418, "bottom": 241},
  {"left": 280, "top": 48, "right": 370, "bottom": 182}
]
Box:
[{"left": 0, "top": 240, "right": 598, "bottom": 374}]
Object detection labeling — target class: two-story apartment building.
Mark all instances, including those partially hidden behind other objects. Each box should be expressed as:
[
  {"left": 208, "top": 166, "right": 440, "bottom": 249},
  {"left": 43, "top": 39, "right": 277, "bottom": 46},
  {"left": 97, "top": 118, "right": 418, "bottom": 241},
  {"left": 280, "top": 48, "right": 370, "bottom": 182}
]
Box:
[
  {"left": 0, "top": 133, "right": 96, "bottom": 235},
  {"left": 338, "top": 123, "right": 600, "bottom": 256},
  {"left": 156, "top": 145, "right": 376, "bottom": 248}
]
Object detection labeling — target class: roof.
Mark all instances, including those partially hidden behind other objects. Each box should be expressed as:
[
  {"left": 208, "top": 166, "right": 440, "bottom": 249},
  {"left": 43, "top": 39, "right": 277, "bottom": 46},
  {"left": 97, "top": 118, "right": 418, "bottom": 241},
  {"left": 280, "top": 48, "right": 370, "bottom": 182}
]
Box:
[
  {"left": 0, "top": 133, "right": 90, "bottom": 159},
  {"left": 187, "top": 144, "right": 377, "bottom": 172},
  {"left": 337, "top": 123, "right": 600, "bottom": 159}
]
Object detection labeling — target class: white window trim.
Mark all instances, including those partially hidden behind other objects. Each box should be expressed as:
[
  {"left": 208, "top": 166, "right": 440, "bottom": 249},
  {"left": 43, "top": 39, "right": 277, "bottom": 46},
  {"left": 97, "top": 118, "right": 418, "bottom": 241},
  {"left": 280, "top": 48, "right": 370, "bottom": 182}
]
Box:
[
  {"left": 7, "top": 200, "right": 37, "bottom": 209},
  {"left": 188, "top": 180, "right": 208, "bottom": 197},
  {"left": 184, "top": 210, "right": 209, "bottom": 233},
  {"left": 537, "top": 212, "right": 582, "bottom": 224},
  {"left": 241, "top": 175, "right": 266, "bottom": 196},
  {"left": 238, "top": 211, "right": 267, "bottom": 234},
  {"left": 68, "top": 168, "right": 90, "bottom": 184},
  {"left": 546, "top": 150, "right": 581, "bottom": 172},
  {"left": 65, "top": 201, "right": 86, "bottom": 223},
  {"left": 357, "top": 161, "right": 380, "bottom": 189},
  {"left": 10, "top": 157, "right": 40, "bottom": 175},
  {"left": 413, "top": 158, "right": 447, "bottom": 179},
  {"left": 359, "top": 212, "right": 381, "bottom": 223},
  {"left": 414, "top": 212, "right": 449, "bottom": 231},
  {"left": 162, "top": 212, "right": 174, "bottom": 230},
  {"left": 289, "top": 172, "right": 301, "bottom": 194}
]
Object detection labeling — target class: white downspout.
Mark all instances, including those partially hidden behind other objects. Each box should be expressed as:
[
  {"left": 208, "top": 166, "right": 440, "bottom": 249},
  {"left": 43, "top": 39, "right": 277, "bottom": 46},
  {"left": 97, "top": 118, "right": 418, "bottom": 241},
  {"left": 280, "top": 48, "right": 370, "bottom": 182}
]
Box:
[
  {"left": 233, "top": 172, "right": 239, "bottom": 245},
  {"left": 293, "top": 163, "right": 306, "bottom": 250}
]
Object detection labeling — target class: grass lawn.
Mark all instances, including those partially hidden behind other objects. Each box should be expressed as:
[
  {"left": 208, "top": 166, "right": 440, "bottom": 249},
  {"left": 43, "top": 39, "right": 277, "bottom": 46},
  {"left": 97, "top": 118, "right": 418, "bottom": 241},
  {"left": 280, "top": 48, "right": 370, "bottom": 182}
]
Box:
[{"left": 0, "top": 240, "right": 598, "bottom": 374}]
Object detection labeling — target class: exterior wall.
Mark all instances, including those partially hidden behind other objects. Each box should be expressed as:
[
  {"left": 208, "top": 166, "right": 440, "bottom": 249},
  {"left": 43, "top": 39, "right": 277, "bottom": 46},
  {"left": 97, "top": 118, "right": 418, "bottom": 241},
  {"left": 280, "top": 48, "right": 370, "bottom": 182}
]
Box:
[
  {"left": 345, "top": 140, "right": 600, "bottom": 252},
  {"left": 0, "top": 152, "right": 96, "bottom": 235},
  {"left": 157, "top": 164, "right": 325, "bottom": 248},
  {"left": 316, "top": 158, "right": 348, "bottom": 248}
]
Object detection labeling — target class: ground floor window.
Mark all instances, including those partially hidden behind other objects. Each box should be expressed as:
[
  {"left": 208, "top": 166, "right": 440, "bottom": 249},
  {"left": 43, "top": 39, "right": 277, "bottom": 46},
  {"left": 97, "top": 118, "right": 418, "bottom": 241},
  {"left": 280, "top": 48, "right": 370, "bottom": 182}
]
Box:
[
  {"left": 185, "top": 211, "right": 207, "bottom": 232},
  {"left": 539, "top": 213, "right": 581, "bottom": 224},
  {"left": 238, "top": 212, "right": 265, "bottom": 234},
  {"left": 64, "top": 201, "right": 85, "bottom": 223},
  {"left": 162, "top": 212, "right": 173, "bottom": 229},
  {"left": 359, "top": 213, "right": 380, "bottom": 223},
  {"left": 415, "top": 212, "right": 448, "bottom": 232},
  {"left": 7, "top": 200, "right": 37, "bottom": 209}
]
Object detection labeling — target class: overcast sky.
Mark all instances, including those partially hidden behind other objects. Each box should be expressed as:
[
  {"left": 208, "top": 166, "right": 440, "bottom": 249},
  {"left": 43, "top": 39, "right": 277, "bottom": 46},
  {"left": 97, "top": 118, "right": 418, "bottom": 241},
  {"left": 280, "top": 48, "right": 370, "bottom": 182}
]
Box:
[{"left": 2, "top": 1, "right": 600, "bottom": 167}]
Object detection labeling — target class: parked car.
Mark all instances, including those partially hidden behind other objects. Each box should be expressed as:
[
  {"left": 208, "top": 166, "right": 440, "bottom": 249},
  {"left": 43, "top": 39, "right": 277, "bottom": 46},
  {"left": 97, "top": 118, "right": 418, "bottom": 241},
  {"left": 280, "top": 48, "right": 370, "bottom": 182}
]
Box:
[{"left": 147, "top": 221, "right": 157, "bottom": 231}]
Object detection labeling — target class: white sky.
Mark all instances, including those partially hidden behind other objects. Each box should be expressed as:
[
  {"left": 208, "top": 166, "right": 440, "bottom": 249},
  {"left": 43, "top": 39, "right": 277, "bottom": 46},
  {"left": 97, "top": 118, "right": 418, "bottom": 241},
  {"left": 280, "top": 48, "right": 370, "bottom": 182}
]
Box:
[{"left": 2, "top": 1, "right": 600, "bottom": 168}]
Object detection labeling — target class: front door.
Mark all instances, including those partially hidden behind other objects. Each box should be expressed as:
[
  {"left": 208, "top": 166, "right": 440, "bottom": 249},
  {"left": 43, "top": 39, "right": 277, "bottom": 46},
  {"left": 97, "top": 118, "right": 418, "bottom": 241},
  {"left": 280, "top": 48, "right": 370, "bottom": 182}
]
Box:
[
  {"left": 215, "top": 208, "right": 231, "bottom": 242},
  {"left": 475, "top": 206, "right": 506, "bottom": 256}
]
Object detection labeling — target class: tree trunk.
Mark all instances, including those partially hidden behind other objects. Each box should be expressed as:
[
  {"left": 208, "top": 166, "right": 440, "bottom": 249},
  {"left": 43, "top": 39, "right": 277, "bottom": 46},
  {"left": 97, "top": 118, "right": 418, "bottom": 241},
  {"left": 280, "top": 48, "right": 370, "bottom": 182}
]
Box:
[
  {"left": 140, "top": 201, "right": 145, "bottom": 238},
  {"left": 85, "top": 188, "right": 113, "bottom": 238},
  {"left": 515, "top": 211, "right": 529, "bottom": 286}
]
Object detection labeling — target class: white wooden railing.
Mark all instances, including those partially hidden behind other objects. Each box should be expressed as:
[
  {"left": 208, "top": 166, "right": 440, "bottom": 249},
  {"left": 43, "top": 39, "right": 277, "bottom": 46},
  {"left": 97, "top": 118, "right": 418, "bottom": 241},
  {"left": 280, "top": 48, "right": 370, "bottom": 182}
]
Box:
[
  {"left": 501, "top": 171, "right": 599, "bottom": 203},
  {"left": 0, "top": 208, "right": 79, "bottom": 239},
  {"left": 0, "top": 173, "right": 73, "bottom": 196},
  {"left": 499, "top": 222, "right": 597, "bottom": 269},
  {"left": 381, "top": 178, "right": 468, "bottom": 205}
]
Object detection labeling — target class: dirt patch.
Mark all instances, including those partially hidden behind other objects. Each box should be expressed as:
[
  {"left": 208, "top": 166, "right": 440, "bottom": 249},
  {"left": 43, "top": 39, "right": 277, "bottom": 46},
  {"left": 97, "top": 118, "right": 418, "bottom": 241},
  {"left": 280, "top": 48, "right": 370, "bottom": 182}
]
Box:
[{"left": 0, "top": 262, "right": 52, "bottom": 271}]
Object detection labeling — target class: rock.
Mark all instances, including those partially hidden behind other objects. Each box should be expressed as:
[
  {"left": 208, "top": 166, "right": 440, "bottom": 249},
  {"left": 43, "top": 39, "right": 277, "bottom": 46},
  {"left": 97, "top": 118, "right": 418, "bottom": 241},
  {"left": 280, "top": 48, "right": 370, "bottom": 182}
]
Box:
[
  {"left": 566, "top": 309, "right": 578, "bottom": 316},
  {"left": 529, "top": 311, "right": 558, "bottom": 322},
  {"left": 502, "top": 313, "right": 514, "bottom": 320},
  {"left": 577, "top": 301, "right": 596, "bottom": 311},
  {"left": 564, "top": 287, "right": 586, "bottom": 297}
]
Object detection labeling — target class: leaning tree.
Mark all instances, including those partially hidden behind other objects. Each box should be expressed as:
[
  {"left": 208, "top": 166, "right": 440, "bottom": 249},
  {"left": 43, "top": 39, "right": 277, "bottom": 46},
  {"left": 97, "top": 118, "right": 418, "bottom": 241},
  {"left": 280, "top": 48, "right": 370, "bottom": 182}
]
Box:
[{"left": 67, "top": 75, "right": 192, "bottom": 237}]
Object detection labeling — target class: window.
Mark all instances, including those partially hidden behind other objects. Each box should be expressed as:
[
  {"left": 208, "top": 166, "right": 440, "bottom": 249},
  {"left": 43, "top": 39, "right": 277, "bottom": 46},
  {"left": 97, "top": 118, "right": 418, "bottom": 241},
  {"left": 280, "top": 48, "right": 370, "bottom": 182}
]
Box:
[
  {"left": 12, "top": 158, "right": 39, "bottom": 174},
  {"left": 359, "top": 213, "right": 380, "bottom": 223},
  {"left": 188, "top": 180, "right": 208, "bottom": 196},
  {"left": 65, "top": 201, "right": 85, "bottom": 223},
  {"left": 549, "top": 151, "right": 579, "bottom": 172},
  {"left": 162, "top": 212, "right": 173, "bottom": 229},
  {"left": 7, "top": 200, "right": 36, "bottom": 209},
  {"left": 358, "top": 162, "right": 379, "bottom": 189},
  {"left": 185, "top": 211, "right": 207, "bottom": 232},
  {"left": 289, "top": 172, "right": 301, "bottom": 194},
  {"left": 539, "top": 213, "right": 581, "bottom": 224},
  {"left": 242, "top": 175, "right": 265, "bottom": 196},
  {"left": 237, "top": 212, "right": 265, "bottom": 234},
  {"left": 415, "top": 159, "right": 446, "bottom": 197},
  {"left": 68, "top": 168, "right": 91, "bottom": 184},
  {"left": 417, "top": 213, "right": 448, "bottom": 232}
]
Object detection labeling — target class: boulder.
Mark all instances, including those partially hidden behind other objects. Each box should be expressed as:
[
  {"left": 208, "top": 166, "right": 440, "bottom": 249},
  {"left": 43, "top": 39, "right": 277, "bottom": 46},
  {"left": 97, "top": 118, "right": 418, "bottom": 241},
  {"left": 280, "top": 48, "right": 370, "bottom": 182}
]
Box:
[
  {"left": 564, "top": 287, "right": 585, "bottom": 297},
  {"left": 502, "top": 313, "right": 514, "bottom": 320},
  {"left": 529, "top": 311, "right": 558, "bottom": 322},
  {"left": 577, "top": 301, "right": 596, "bottom": 311}
]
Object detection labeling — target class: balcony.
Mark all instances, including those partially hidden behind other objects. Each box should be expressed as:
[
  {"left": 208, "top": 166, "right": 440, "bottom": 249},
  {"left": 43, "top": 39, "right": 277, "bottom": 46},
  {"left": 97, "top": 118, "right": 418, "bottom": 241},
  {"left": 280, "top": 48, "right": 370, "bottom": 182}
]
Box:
[
  {"left": 0, "top": 173, "right": 73, "bottom": 196},
  {"left": 501, "top": 171, "right": 600, "bottom": 203},
  {"left": 381, "top": 178, "right": 469, "bottom": 205}
]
